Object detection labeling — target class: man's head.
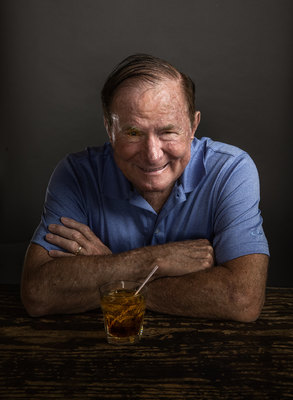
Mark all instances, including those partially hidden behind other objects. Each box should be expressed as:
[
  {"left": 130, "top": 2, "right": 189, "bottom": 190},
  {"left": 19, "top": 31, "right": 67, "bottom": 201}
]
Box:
[
  {"left": 101, "top": 53, "right": 196, "bottom": 128},
  {"left": 101, "top": 54, "right": 201, "bottom": 205}
]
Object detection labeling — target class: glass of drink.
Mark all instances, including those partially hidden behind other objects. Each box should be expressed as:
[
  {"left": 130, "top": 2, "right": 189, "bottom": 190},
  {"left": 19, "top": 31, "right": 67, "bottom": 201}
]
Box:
[{"left": 100, "top": 281, "right": 147, "bottom": 345}]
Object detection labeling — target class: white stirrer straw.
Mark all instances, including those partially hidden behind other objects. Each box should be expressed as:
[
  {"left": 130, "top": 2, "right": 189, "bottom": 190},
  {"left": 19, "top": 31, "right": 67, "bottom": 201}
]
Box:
[{"left": 134, "top": 265, "right": 159, "bottom": 296}]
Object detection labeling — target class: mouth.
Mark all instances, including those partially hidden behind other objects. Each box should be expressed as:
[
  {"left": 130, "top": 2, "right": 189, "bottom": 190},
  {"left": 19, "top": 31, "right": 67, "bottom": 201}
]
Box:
[{"left": 138, "top": 163, "right": 169, "bottom": 174}]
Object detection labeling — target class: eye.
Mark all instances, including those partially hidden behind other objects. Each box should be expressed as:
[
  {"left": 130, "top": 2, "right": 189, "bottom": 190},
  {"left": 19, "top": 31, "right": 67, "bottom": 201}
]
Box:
[
  {"left": 160, "top": 130, "right": 179, "bottom": 140},
  {"left": 124, "top": 128, "right": 140, "bottom": 136},
  {"left": 123, "top": 128, "right": 142, "bottom": 141},
  {"left": 128, "top": 130, "right": 138, "bottom": 136}
]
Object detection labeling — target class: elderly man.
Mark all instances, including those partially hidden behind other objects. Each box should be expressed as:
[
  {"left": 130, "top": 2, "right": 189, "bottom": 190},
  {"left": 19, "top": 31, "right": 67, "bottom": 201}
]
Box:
[{"left": 21, "top": 54, "right": 269, "bottom": 321}]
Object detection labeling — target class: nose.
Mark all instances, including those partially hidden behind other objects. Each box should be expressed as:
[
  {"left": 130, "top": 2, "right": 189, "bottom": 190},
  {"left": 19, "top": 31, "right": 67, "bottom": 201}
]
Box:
[{"left": 143, "top": 134, "right": 163, "bottom": 163}]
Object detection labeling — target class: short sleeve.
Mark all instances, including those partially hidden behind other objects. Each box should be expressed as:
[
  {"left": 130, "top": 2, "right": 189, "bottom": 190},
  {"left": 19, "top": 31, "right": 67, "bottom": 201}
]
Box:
[
  {"left": 31, "top": 156, "right": 88, "bottom": 251},
  {"left": 213, "top": 154, "right": 269, "bottom": 264}
]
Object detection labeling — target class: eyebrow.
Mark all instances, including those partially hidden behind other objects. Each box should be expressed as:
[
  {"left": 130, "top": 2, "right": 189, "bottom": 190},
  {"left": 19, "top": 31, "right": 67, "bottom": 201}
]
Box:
[
  {"left": 122, "top": 125, "right": 140, "bottom": 132},
  {"left": 159, "top": 124, "right": 176, "bottom": 131},
  {"left": 121, "top": 124, "right": 178, "bottom": 133}
]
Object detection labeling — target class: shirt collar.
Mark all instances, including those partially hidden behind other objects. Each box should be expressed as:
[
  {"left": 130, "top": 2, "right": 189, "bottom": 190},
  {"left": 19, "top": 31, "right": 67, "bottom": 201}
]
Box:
[
  {"left": 102, "top": 144, "right": 133, "bottom": 199},
  {"left": 180, "top": 137, "right": 206, "bottom": 193}
]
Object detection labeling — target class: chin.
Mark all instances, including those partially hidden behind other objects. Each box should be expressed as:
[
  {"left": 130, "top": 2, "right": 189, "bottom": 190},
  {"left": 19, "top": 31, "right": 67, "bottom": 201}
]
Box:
[{"left": 136, "top": 180, "right": 174, "bottom": 194}]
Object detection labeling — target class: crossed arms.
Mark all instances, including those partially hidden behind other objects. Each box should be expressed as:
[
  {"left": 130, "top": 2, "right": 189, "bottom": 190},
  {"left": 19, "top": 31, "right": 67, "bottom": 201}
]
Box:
[{"left": 21, "top": 217, "right": 268, "bottom": 321}]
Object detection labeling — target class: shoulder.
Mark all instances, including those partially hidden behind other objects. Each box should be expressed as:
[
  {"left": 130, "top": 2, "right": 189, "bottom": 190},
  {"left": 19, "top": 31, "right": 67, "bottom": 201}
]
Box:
[
  {"left": 65, "top": 143, "right": 112, "bottom": 166},
  {"left": 47, "top": 143, "right": 113, "bottom": 189},
  {"left": 54, "top": 143, "right": 112, "bottom": 176},
  {"left": 200, "top": 137, "right": 247, "bottom": 158},
  {"left": 198, "top": 137, "right": 256, "bottom": 173},
  {"left": 193, "top": 137, "right": 260, "bottom": 195}
]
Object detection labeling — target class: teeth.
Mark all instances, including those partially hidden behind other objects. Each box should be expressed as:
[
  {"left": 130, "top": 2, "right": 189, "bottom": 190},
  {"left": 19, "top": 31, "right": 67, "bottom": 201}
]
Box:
[
  {"left": 146, "top": 167, "right": 162, "bottom": 172},
  {"left": 141, "top": 164, "right": 167, "bottom": 172}
]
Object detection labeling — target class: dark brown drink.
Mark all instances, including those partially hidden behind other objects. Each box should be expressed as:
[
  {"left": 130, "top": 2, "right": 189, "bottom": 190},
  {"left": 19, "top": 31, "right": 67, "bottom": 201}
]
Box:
[{"left": 100, "top": 286, "right": 146, "bottom": 344}]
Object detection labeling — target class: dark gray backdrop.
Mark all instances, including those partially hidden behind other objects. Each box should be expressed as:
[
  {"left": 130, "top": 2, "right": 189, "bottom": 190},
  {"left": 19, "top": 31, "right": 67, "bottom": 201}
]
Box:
[{"left": 1, "top": 0, "right": 292, "bottom": 286}]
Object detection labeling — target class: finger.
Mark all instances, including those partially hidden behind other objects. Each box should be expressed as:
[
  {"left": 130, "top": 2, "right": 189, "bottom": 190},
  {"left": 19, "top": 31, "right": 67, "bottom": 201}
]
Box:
[
  {"left": 190, "top": 241, "right": 214, "bottom": 255},
  {"left": 48, "top": 249, "right": 75, "bottom": 258},
  {"left": 48, "top": 224, "right": 79, "bottom": 240},
  {"left": 48, "top": 225, "right": 89, "bottom": 249},
  {"left": 46, "top": 232, "right": 84, "bottom": 254},
  {"left": 60, "top": 217, "right": 96, "bottom": 241}
]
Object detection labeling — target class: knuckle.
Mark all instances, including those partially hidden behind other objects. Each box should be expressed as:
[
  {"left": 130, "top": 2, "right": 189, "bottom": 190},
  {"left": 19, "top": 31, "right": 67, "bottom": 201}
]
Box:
[
  {"left": 84, "top": 225, "right": 91, "bottom": 233},
  {"left": 206, "top": 246, "right": 214, "bottom": 255},
  {"left": 72, "top": 231, "right": 82, "bottom": 241},
  {"left": 201, "top": 241, "right": 213, "bottom": 252},
  {"left": 207, "top": 253, "right": 213, "bottom": 263},
  {"left": 206, "top": 253, "right": 214, "bottom": 266},
  {"left": 202, "top": 258, "right": 211, "bottom": 268}
]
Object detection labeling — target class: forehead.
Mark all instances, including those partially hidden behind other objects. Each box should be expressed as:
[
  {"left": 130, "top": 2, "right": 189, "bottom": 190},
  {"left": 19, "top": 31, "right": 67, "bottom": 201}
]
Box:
[{"left": 110, "top": 79, "right": 188, "bottom": 121}]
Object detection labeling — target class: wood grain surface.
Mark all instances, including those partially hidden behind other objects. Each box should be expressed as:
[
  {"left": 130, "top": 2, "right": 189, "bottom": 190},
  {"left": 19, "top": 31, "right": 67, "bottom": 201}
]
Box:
[{"left": 0, "top": 285, "right": 292, "bottom": 399}]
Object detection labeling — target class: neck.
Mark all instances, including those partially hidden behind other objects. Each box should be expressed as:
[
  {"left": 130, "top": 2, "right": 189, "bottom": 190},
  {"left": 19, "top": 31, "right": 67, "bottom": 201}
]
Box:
[{"left": 140, "top": 188, "right": 173, "bottom": 214}]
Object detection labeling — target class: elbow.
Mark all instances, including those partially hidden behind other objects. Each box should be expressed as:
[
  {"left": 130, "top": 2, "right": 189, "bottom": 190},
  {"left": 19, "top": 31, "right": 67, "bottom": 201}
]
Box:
[
  {"left": 21, "top": 281, "right": 49, "bottom": 317},
  {"left": 233, "top": 306, "right": 262, "bottom": 323},
  {"left": 229, "top": 288, "right": 265, "bottom": 323}
]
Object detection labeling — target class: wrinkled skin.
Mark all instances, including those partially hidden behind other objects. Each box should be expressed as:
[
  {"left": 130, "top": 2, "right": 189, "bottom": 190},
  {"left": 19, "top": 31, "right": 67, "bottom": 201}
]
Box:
[{"left": 106, "top": 79, "right": 201, "bottom": 212}]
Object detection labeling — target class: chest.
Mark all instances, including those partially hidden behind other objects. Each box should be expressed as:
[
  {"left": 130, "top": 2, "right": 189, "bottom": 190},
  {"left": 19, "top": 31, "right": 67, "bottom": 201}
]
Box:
[{"left": 90, "top": 190, "right": 214, "bottom": 253}]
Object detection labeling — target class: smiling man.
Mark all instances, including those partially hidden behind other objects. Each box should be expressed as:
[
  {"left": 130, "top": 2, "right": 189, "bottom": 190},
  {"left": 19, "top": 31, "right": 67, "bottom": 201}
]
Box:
[
  {"left": 108, "top": 78, "right": 200, "bottom": 213},
  {"left": 21, "top": 54, "right": 269, "bottom": 320}
]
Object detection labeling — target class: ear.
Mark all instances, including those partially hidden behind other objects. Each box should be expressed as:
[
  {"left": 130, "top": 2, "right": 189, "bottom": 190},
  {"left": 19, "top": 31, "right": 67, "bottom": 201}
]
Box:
[{"left": 192, "top": 111, "right": 201, "bottom": 134}]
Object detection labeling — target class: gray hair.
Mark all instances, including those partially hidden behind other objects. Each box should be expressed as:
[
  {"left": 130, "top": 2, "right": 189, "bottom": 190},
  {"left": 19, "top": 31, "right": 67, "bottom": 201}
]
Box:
[{"left": 101, "top": 53, "right": 196, "bottom": 126}]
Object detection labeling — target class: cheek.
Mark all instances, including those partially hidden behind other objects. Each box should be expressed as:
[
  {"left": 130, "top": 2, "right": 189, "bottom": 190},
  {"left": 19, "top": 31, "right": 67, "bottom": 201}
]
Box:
[
  {"left": 113, "top": 141, "right": 140, "bottom": 161},
  {"left": 165, "top": 140, "right": 191, "bottom": 160}
]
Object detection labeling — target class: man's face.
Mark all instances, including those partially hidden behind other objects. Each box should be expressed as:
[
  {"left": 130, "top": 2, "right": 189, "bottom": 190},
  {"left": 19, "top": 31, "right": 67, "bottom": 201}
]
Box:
[{"left": 106, "top": 78, "right": 200, "bottom": 199}]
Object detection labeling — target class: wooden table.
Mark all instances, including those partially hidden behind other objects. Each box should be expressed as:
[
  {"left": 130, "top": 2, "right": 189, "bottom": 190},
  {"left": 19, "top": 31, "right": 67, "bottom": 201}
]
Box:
[{"left": 0, "top": 285, "right": 292, "bottom": 399}]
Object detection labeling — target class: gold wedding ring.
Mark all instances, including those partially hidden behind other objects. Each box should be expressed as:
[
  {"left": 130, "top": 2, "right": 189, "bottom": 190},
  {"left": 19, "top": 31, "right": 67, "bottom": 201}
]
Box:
[{"left": 75, "top": 245, "right": 82, "bottom": 256}]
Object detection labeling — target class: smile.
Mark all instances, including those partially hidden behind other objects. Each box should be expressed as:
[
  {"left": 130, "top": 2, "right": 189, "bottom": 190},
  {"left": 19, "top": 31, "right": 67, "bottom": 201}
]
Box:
[{"left": 138, "top": 163, "right": 169, "bottom": 174}]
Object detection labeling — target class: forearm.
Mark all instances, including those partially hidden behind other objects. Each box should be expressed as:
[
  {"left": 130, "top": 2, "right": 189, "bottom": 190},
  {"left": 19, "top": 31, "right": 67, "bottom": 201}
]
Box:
[
  {"left": 146, "top": 269, "right": 232, "bottom": 319},
  {"left": 22, "top": 238, "right": 214, "bottom": 316},
  {"left": 22, "top": 246, "right": 155, "bottom": 316},
  {"left": 146, "top": 255, "right": 268, "bottom": 322}
]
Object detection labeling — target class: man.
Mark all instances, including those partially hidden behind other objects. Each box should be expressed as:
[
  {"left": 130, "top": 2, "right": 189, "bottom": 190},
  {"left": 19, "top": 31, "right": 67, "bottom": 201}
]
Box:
[{"left": 21, "top": 54, "right": 269, "bottom": 321}]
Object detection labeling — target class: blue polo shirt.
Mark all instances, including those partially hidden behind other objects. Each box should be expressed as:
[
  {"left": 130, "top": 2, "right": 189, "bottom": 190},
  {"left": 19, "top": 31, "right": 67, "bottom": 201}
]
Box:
[{"left": 32, "top": 137, "right": 269, "bottom": 264}]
